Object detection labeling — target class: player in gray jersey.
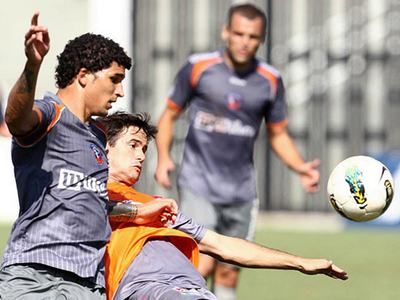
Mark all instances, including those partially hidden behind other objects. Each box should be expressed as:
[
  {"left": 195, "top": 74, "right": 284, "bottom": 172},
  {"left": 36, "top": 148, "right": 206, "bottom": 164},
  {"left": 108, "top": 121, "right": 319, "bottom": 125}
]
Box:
[
  {"left": 104, "top": 112, "right": 347, "bottom": 300},
  {"left": 0, "top": 12, "right": 177, "bottom": 299},
  {"left": 155, "top": 3, "right": 321, "bottom": 299}
]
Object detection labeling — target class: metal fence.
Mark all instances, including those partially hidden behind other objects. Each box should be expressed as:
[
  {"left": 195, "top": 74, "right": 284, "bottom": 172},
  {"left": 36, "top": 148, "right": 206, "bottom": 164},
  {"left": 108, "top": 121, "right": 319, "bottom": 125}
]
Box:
[{"left": 131, "top": 0, "right": 400, "bottom": 212}]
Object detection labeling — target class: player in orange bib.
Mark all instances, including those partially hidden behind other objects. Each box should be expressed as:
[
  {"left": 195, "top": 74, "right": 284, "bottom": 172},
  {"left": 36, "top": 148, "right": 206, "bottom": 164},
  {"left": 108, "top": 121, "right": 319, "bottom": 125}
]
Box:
[{"left": 102, "top": 112, "right": 348, "bottom": 300}]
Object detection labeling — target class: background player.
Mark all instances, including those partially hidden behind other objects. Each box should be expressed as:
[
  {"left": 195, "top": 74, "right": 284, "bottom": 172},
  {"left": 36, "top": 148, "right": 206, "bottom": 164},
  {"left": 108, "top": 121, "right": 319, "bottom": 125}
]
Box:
[
  {"left": 104, "top": 112, "right": 347, "bottom": 300},
  {"left": 155, "top": 3, "right": 320, "bottom": 299}
]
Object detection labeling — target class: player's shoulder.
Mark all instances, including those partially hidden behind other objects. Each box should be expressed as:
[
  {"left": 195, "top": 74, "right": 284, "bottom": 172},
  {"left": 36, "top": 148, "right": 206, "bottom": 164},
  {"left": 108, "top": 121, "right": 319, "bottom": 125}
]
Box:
[
  {"left": 255, "top": 59, "right": 282, "bottom": 81},
  {"left": 188, "top": 51, "right": 223, "bottom": 65}
]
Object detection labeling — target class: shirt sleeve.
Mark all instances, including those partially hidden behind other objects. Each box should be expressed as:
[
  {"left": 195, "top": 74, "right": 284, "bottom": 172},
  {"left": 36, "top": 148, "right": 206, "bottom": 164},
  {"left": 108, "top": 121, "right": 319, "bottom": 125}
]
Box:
[
  {"left": 166, "top": 61, "right": 194, "bottom": 111},
  {"left": 265, "top": 76, "right": 288, "bottom": 126},
  {"left": 170, "top": 212, "right": 206, "bottom": 242},
  {"left": 14, "top": 99, "right": 56, "bottom": 146}
]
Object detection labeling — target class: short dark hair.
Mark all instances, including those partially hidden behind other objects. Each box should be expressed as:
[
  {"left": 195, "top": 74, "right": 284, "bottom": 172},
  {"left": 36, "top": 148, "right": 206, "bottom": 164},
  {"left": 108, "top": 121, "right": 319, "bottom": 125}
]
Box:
[
  {"left": 55, "top": 33, "right": 132, "bottom": 88},
  {"left": 227, "top": 3, "right": 267, "bottom": 39},
  {"left": 100, "top": 112, "right": 157, "bottom": 147}
]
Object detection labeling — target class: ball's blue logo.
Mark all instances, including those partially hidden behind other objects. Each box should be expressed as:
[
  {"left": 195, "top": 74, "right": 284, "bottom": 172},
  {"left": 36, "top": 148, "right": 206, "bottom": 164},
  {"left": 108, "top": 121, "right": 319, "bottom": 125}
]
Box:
[{"left": 345, "top": 167, "right": 367, "bottom": 209}]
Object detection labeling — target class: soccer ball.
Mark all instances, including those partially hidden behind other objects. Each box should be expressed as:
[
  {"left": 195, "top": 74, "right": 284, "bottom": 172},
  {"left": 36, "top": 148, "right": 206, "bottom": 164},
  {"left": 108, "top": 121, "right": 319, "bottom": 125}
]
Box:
[{"left": 327, "top": 155, "right": 394, "bottom": 222}]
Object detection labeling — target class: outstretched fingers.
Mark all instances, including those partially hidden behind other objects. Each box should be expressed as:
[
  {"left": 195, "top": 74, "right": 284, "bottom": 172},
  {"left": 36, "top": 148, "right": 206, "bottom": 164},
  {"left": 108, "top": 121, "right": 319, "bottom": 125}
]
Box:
[{"left": 327, "top": 262, "right": 348, "bottom": 280}]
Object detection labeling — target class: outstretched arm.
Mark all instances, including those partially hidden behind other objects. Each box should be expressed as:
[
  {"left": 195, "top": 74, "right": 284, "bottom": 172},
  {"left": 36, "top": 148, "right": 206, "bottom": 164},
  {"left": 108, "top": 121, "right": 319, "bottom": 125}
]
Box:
[
  {"left": 268, "top": 125, "right": 320, "bottom": 193},
  {"left": 5, "top": 12, "right": 50, "bottom": 136},
  {"left": 199, "top": 230, "right": 348, "bottom": 280}
]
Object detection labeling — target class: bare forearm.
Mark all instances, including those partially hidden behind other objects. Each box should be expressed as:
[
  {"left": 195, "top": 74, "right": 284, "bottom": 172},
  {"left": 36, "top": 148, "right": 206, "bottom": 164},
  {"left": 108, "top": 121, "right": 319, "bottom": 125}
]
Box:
[
  {"left": 156, "top": 112, "right": 175, "bottom": 161},
  {"left": 108, "top": 200, "right": 139, "bottom": 223},
  {"left": 269, "top": 129, "right": 304, "bottom": 173},
  {"left": 200, "top": 231, "right": 301, "bottom": 270},
  {"left": 5, "top": 61, "right": 41, "bottom": 135}
]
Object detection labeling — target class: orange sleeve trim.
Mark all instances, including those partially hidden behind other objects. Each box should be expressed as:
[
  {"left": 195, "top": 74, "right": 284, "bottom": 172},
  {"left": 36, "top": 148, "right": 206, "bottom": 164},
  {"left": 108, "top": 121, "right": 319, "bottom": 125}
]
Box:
[
  {"left": 166, "top": 98, "right": 183, "bottom": 112},
  {"left": 14, "top": 103, "right": 64, "bottom": 148},
  {"left": 256, "top": 66, "right": 278, "bottom": 98},
  {"left": 266, "top": 118, "right": 288, "bottom": 129},
  {"left": 46, "top": 103, "right": 65, "bottom": 132},
  {"left": 191, "top": 57, "right": 222, "bottom": 88}
]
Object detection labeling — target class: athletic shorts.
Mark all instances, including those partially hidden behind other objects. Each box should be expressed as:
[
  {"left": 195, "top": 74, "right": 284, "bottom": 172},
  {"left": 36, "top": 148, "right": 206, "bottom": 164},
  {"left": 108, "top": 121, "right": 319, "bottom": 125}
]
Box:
[
  {"left": 127, "top": 282, "right": 217, "bottom": 300},
  {"left": 0, "top": 264, "right": 105, "bottom": 300},
  {"left": 179, "top": 188, "right": 259, "bottom": 241}
]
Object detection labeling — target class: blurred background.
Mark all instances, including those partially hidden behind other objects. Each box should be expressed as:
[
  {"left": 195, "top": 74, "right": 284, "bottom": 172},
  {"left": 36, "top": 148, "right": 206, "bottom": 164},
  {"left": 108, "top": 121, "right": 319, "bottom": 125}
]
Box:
[
  {"left": 0, "top": 0, "right": 400, "bottom": 299},
  {"left": 1, "top": 0, "right": 400, "bottom": 222}
]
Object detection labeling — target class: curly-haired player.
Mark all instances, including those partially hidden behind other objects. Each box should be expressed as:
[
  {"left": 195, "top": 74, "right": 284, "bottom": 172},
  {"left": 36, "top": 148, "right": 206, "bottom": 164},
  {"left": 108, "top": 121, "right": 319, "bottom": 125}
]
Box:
[{"left": 0, "top": 12, "right": 177, "bottom": 299}]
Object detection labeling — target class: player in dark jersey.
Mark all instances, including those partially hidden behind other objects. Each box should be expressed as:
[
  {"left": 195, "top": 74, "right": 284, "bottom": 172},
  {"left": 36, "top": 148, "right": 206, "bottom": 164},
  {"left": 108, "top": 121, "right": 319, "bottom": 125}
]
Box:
[
  {"left": 0, "top": 12, "right": 177, "bottom": 299},
  {"left": 103, "top": 112, "right": 347, "bottom": 300},
  {"left": 155, "top": 3, "right": 320, "bottom": 299}
]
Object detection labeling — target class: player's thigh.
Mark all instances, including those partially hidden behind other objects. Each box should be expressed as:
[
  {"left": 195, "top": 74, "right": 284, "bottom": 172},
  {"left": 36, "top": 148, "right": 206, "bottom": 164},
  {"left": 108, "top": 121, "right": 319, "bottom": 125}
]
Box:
[
  {"left": 179, "top": 188, "right": 218, "bottom": 230},
  {"left": 217, "top": 199, "right": 259, "bottom": 240},
  {"left": 0, "top": 264, "right": 105, "bottom": 300}
]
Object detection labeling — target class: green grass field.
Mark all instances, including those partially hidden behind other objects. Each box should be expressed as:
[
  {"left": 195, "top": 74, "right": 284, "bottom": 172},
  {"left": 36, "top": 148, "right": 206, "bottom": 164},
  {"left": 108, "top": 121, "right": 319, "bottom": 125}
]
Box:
[
  {"left": 238, "top": 228, "right": 400, "bottom": 300},
  {"left": 0, "top": 224, "right": 399, "bottom": 299}
]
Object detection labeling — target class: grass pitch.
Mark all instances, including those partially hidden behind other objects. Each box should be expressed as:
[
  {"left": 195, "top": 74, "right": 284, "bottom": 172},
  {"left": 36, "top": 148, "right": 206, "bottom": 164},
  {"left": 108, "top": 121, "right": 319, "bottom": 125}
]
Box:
[
  {"left": 238, "top": 228, "right": 400, "bottom": 300},
  {"left": 0, "top": 224, "right": 399, "bottom": 299}
]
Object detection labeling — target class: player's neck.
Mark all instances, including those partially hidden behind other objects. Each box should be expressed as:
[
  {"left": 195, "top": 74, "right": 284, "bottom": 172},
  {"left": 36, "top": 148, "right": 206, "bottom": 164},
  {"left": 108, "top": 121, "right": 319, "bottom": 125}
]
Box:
[
  {"left": 223, "top": 51, "right": 254, "bottom": 74},
  {"left": 56, "top": 87, "right": 90, "bottom": 123}
]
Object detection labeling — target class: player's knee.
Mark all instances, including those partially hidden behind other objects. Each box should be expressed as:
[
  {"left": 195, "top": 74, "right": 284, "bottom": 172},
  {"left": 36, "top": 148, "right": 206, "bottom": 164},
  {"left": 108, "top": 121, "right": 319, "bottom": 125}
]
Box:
[
  {"left": 198, "top": 255, "right": 215, "bottom": 278},
  {"left": 214, "top": 265, "right": 240, "bottom": 287}
]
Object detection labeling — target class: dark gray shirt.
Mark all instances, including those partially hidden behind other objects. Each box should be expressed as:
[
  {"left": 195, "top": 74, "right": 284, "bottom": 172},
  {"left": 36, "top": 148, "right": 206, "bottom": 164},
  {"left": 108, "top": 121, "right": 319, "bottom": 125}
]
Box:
[
  {"left": 1, "top": 92, "right": 110, "bottom": 286},
  {"left": 168, "top": 51, "right": 288, "bottom": 204},
  {"left": 113, "top": 212, "right": 206, "bottom": 300}
]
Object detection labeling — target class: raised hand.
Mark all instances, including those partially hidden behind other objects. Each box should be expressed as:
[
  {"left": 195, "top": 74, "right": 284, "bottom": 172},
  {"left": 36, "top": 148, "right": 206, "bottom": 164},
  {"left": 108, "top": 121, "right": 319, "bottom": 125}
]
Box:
[{"left": 25, "top": 12, "right": 50, "bottom": 65}]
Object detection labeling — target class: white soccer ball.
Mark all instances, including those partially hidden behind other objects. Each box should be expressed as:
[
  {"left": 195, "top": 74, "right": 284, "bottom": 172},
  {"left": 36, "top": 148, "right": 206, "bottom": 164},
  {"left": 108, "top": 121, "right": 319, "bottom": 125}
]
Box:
[{"left": 327, "top": 155, "right": 394, "bottom": 222}]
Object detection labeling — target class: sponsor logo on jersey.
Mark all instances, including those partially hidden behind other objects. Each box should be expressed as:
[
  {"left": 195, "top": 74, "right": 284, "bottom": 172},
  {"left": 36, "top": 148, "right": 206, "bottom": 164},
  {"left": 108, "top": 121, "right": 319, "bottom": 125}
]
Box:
[
  {"left": 194, "top": 111, "right": 255, "bottom": 137},
  {"left": 57, "top": 168, "right": 107, "bottom": 197},
  {"left": 229, "top": 76, "right": 247, "bottom": 87},
  {"left": 225, "top": 92, "right": 243, "bottom": 110},
  {"left": 90, "top": 144, "right": 104, "bottom": 165}
]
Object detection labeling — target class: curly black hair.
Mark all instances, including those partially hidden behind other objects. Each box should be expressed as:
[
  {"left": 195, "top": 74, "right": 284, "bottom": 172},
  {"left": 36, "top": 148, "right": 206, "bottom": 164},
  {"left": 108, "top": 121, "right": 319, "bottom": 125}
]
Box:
[
  {"left": 99, "top": 112, "right": 158, "bottom": 147},
  {"left": 55, "top": 33, "right": 132, "bottom": 88}
]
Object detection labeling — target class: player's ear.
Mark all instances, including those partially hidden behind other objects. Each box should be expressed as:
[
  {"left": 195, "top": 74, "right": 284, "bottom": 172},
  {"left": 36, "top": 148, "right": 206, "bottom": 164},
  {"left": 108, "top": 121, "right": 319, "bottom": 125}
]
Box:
[
  {"left": 77, "top": 68, "right": 90, "bottom": 87},
  {"left": 221, "top": 25, "right": 229, "bottom": 42}
]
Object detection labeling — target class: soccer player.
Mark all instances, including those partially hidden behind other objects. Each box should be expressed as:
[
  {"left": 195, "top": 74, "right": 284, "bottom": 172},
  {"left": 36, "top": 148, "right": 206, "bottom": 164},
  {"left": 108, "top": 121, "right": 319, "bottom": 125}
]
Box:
[
  {"left": 0, "top": 12, "right": 176, "bottom": 299},
  {"left": 155, "top": 3, "right": 321, "bottom": 299},
  {"left": 104, "top": 112, "right": 347, "bottom": 300}
]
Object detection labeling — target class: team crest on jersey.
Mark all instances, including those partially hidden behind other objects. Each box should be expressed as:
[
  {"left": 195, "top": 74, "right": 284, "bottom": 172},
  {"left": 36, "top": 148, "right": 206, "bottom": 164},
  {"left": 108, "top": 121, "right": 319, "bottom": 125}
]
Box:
[
  {"left": 90, "top": 144, "right": 104, "bottom": 165},
  {"left": 225, "top": 92, "right": 243, "bottom": 110}
]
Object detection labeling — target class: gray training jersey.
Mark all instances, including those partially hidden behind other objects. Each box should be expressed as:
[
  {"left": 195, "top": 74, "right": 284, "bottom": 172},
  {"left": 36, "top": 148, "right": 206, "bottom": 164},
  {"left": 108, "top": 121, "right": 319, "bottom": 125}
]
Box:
[
  {"left": 113, "top": 212, "right": 206, "bottom": 300},
  {"left": 1, "top": 92, "right": 110, "bottom": 287},
  {"left": 167, "top": 51, "right": 288, "bottom": 204}
]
